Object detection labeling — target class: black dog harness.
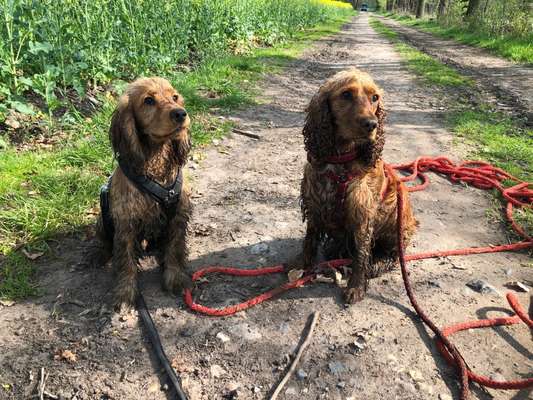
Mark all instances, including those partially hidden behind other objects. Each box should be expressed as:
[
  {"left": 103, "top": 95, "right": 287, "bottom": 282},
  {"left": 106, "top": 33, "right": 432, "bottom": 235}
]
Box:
[{"left": 99, "top": 163, "right": 183, "bottom": 239}]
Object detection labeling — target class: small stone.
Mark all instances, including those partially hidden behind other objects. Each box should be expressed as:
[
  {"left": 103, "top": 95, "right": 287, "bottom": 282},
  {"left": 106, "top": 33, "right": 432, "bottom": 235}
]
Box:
[
  {"left": 250, "top": 243, "right": 269, "bottom": 255},
  {"left": 408, "top": 370, "right": 424, "bottom": 382},
  {"left": 336, "top": 381, "right": 346, "bottom": 389},
  {"left": 504, "top": 268, "right": 513, "bottom": 276},
  {"left": 252, "top": 386, "right": 261, "bottom": 394},
  {"left": 490, "top": 372, "right": 506, "bottom": 382},
  {"left": 285, "top": 386, "right": 297, "bottom": 396},
  {"left": 505, "top": 281, "right": 529, "bottom": 292},
  {"left": 296, "top": 369, "right": 307, "bottom": 380},
  {"left": 466, "top": 279, "right": 498, "bottom": 294},
  {"left": 438, "top": 394, "right": 452, "bottom": 400},
  {"left": 216, "top": 332, "right": 231, "bottom": 343},
  {"left": 229, "top": 323, "right": 262, "bottom": 341},
  {"left": 210, "top": 364, "right": 226, "bottom": 379},
  {"left": 427, "top": 279, "right": 441, "bottom": 288},
  {"left": 224, "top": 382, "right": 240, "bottom": 399},
  {"left": 416, "top": 382, "right": 433, "bottom": 394},
  {"left": 328, "top": 361, "right": 347, "bottom": 375}
]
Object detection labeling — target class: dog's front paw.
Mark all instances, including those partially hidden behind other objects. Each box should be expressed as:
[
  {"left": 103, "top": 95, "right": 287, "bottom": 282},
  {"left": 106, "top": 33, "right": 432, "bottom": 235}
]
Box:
[
  {"left": 114, "top": 283, "right": 137, "bottom": 311},
  {"left": 344, "top": 287, "right": 366, "bottom": 304},
  {"left": 163, "top": 267, "right": 192, "bottom": 294}
]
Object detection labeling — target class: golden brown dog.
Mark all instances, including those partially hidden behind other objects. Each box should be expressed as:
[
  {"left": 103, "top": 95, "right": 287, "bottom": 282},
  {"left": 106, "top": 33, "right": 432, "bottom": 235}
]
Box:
[
  {"left": 92, "top": 77, "right": 192, "bottom": 308},
  {"left": 300, "top": 68, "right": 417, "bottom": 303}
]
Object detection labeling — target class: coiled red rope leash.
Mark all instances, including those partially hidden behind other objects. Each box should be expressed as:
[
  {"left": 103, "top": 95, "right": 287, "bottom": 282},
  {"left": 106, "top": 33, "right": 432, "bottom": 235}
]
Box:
[{"left": 183, "top": 156, "right": 533, "bottom": 398}]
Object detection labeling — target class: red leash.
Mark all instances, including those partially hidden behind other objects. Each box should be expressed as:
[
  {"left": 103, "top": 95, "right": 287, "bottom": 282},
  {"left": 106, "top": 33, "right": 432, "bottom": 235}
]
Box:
[{"left": 183, "top": 156, "right": 532, "bottom": 397}]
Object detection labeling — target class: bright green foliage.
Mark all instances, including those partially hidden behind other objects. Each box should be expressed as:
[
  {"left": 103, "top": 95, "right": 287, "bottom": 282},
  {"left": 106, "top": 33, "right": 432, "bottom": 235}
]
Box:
[{"left": 0, "top": 0, "right": 352, "bottom": 118}]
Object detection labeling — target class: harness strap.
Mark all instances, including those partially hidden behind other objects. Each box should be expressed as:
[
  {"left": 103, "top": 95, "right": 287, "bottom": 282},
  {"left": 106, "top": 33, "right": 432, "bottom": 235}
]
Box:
[
  {"left": 100, "top": 177, "right": 114, "bottom": 239},
  {"left": 99, "top": 162, "right": 184, "bottom": 240},
  {"left": 120, "top": 162, "right": 183, "bottom": 207}
]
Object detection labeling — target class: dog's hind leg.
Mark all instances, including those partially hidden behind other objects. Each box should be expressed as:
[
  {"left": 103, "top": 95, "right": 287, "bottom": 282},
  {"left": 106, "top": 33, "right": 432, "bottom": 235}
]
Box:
[{"left": 84, "top": 216, "right": 113, "bottom": 268}]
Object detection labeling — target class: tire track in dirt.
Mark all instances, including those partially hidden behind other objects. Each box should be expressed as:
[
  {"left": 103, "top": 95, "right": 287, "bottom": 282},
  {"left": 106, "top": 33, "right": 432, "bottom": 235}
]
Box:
[
  {"left": 1, "top": 14, "right": 531, "bottom": 400},
  {"left": 377, "top": 15, "right": 533, "bottom": 125}
]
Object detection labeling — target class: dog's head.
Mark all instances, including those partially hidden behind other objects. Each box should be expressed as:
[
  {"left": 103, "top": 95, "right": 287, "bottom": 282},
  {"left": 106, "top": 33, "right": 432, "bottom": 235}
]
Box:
[
  {"left": 303, "top": 68, "right": 385, "bottom": 165},
  {"left": 110, "top": 77, "right": 190, "bottom": 166}
]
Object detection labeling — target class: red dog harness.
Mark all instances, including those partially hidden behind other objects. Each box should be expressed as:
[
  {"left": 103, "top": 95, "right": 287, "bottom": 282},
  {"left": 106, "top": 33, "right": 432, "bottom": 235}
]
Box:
[{"left": 315, "top": 151, "right": 389, "bottom": 214}]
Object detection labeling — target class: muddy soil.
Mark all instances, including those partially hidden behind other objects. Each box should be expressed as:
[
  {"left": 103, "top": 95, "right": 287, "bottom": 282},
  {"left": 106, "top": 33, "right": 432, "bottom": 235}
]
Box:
[
  {"left": 377, "top": 15, "right": 533, "bottom": 125},
  {"left": 1, "top": 13, "right": 531, "bottom": 400}
]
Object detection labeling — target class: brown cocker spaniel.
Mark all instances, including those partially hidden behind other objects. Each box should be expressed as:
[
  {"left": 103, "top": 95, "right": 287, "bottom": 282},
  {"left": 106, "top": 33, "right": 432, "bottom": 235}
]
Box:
[
  {"left": 300, "top": 68, "right": 417, "bottom": 304},
  {"left": 92, "top": 77, "right": 192, "bottom": 309}
]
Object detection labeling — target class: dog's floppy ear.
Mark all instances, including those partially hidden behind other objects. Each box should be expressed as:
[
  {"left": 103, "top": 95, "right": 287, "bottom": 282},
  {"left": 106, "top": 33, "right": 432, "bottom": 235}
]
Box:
[
  {"left": 369, "top": 96, "right": 386, "bottom": 164},
  {"left": 302, "top": 90, "right": 335, "bottom": 160},
  {"left": 109, "top": 95, "right": 144, "bottom": 168}
]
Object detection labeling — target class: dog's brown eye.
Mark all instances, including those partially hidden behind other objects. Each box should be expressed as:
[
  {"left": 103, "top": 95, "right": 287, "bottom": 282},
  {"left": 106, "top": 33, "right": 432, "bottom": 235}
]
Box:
[
  {"left": 371, "top": 94, "right": 379, "bottom": 102},
  {"left": 172, "top": 95, "right": 179, "bottom": 102},
  {"left": 144, "top": 97, "right": 155, "bottom": 106},
  {"left": 342, "top": 91, "right": 352, "bottom": 100}
]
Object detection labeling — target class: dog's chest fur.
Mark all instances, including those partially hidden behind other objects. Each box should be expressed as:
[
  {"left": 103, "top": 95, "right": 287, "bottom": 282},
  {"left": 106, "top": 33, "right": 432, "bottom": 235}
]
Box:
[{"left": 302, "top": 161, "right": 384, "bottom": 234}]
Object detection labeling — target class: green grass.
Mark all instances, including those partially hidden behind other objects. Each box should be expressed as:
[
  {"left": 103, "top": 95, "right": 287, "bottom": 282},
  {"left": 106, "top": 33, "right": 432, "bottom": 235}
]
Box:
[
  {"left": 369, "top": 18, "right": 471, "bottom": 87},
  {"left": 0, "top": 12, "right": 355, "bottom": 300},
  {"left": 370, "top": 16, "right": 532, "bottom": 239},
  {"left": 382, "top": 13, "right": 533, "bottom": 64}
]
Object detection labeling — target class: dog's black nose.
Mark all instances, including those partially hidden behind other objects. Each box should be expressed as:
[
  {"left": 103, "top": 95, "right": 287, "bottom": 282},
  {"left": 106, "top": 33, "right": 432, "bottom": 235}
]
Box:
[
  {"left": 170, "top": 108, "right": 187, "bottom": 123},
  {"left": 362, "top": 118, "right": 378, "bottom": 132}
]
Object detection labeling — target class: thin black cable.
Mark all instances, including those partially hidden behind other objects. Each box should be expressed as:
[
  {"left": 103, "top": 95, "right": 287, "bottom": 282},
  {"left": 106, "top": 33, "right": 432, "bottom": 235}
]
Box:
[{"left": 136, "top": 288, "right": 189, "bottom": 400}]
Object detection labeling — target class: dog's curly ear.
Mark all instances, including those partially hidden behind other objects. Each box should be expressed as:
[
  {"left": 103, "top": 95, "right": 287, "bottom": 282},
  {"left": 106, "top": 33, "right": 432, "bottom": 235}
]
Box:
[
  {"left": 371, "top": 96, "right": 386, "bottom": 164},
  {"left": 109, "top": 95, "right": 144, "bottom": 168},
  {"left": 302, "top": 90, "right": 335, "bottom": 160}
]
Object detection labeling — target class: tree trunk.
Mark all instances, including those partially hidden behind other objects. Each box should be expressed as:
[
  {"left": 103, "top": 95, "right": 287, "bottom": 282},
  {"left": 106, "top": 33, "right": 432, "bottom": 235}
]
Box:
[
  {"left": 437, "top": 0, "right": 447, "bottom": 18},
  {"left": 386, "top": 0, "right": 395, "bottom": 12},
  {"left": 465, "top": 0, "right": 481, "bottom": 17},
  {"left": 415, "top": 0, "right": 425, "bottom": 18}
]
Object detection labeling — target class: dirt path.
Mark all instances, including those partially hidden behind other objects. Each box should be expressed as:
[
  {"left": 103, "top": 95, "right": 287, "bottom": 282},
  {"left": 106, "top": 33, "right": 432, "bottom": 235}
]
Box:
[
  {"left": 377, "top": 15, "right": 533, "bottom": 125},
  {"left": 1, "top": 13, "right": 531, "bottom": 400}
]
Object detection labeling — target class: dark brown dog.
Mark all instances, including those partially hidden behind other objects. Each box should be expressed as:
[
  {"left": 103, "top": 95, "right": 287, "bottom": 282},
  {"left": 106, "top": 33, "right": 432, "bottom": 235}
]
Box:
[
  {"left": 92, "top": 77, "right": 192, "bottom": 309},
  {"left": 300, "top": 68, "right": 417, "bottom": 303}
]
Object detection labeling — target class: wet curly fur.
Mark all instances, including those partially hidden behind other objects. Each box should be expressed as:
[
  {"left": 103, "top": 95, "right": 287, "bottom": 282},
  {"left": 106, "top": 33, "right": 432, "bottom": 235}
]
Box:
[
  {"left": 91, "top": 77, "right": 192, "bottom": 309},
  {"left": 300, "top": 68, "right": 417, "bottom": 304}
]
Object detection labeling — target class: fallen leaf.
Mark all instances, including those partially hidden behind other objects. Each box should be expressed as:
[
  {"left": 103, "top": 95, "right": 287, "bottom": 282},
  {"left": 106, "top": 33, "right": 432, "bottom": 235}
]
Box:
[
  {"left": 0, "top": 300, "right": 15, "bottom": 307},
  {"left": 22, "top": 248, "right": 44, "bottom": 260},
  {"left": 287, "top": 269, "right": 304, "bottom": 283},
  {"left": 1, "top": 383, "right": 12, "bottom": 391},
  {"left": 54, "top": 349, "right": 77, "bottom": 363},
  {"left": 171, "top": 355, "right": 193, "bottom": 373}
]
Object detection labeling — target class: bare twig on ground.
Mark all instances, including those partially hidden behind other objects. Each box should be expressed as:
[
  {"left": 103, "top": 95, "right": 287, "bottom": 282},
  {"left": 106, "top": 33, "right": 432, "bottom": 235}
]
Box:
[
  {"left": 231, "top": 128, "right": 261, "bottom": 140},
  {"left": 38, "top": 367, "right": 46, "bottom": 400},
  {"left": 269, "top": 311, "right": 320, "bottom": 400}
]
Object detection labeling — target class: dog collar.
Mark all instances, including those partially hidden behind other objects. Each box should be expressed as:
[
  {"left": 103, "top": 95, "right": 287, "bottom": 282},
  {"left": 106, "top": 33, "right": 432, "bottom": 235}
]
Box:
[{"left": 323, "top": 151, "right": 358, "bottom": 164}]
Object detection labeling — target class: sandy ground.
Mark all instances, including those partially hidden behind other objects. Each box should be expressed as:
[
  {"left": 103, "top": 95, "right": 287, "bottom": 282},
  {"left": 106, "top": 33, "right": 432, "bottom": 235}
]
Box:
[{"left": 1, "top": 13, "right": 531, "bottom": 400}]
